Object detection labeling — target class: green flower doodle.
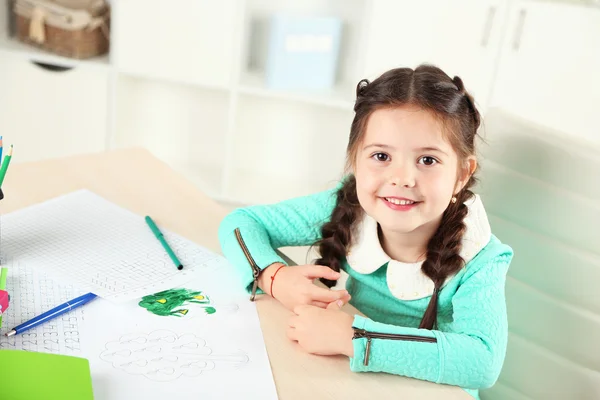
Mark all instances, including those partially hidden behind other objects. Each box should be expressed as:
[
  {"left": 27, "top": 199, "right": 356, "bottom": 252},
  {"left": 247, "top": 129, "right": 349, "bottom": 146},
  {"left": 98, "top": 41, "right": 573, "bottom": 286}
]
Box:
[{"left": 138, "top": 288, "right": 217, "bottom": 317}]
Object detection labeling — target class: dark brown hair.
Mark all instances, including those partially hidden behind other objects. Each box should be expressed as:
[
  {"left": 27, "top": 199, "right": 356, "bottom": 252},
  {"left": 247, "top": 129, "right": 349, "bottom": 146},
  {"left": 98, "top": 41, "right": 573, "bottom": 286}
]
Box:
[{"left": 315, "top": 64, "right": 481, "bottom": 330}]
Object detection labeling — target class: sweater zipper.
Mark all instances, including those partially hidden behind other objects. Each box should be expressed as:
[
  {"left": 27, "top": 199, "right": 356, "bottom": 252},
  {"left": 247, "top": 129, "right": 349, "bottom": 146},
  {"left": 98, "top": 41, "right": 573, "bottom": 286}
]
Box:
[
  {"left": 352, "top": 328, "right": 437, "bottom": 366},
  {"left": 234, "top": 228, "right": 261, "bottom": 301}
]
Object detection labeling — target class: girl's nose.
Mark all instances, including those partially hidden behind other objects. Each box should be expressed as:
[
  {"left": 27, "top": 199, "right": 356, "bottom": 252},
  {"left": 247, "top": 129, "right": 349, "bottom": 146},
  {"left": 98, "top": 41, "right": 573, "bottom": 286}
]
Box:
[{"left": 389, "top": 165, "right": 416, "bottom": 188}]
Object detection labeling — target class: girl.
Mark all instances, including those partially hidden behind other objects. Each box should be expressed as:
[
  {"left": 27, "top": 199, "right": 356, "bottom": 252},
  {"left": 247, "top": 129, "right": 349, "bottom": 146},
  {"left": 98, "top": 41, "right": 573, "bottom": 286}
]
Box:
[{"left": 218, "top": 64, "right": 513, "bottom": 399}]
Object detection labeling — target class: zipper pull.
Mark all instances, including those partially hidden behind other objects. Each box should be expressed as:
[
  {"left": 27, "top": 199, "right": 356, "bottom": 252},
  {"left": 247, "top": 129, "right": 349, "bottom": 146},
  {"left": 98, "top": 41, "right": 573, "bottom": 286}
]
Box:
[
  {"left": 250, "top": 279, "right": 258, "bottom": 301},
  {"left": 250, "top": 270, "right": 259, "bottom": 302},
  {"left": 234, "top": 228, "right": 262, "bottom": 302},
  {"left": 364, "top": 337, "right": 372, "bottom": 366},
  {"left": 352, "top": 329, "right": 372, "bottom": 366}
]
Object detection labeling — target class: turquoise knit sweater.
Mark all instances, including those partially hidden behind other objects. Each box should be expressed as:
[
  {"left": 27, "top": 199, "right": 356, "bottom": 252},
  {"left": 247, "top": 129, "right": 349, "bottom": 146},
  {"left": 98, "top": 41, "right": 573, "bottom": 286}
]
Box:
[{"left": 218, "top": 186, "right": 513, "bottom": 399}]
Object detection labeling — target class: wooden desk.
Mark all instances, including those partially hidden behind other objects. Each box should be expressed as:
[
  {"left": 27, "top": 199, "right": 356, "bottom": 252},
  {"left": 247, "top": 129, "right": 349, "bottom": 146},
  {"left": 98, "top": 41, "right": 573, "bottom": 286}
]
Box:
[{"left": 2, "top": 148, "right": 471, "bottom": 400}]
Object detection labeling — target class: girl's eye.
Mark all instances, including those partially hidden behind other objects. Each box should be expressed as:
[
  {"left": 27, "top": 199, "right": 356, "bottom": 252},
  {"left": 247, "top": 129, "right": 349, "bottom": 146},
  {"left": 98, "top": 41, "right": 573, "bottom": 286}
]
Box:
[
  {"left": 418, "top": 156, "right": 438, "bottom": 166},
  {"left": 372, "top": 152, "right": 390, "bottom": 162}
]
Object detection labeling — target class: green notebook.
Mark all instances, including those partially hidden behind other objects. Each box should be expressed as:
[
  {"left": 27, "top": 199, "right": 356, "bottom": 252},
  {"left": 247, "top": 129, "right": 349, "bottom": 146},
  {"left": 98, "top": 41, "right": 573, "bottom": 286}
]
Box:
[{"left": 0, "top": 350, "right": 94, "bottom": 400}]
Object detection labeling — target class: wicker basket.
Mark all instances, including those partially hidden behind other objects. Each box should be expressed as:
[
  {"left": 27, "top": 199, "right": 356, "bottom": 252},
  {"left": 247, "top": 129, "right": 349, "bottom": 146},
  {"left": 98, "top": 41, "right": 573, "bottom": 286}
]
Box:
[{"left": 14, "top": 0, "right": 110, "bottom": 59}]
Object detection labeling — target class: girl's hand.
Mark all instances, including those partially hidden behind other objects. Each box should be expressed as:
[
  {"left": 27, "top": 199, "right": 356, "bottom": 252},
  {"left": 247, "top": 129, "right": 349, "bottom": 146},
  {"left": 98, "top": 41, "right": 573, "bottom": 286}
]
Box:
[
  {"left": 259, "top": 263, "right": 351, "bottom": 311},
  {"left": 287, "top": 301, "right": 355, "bottom": 357}
]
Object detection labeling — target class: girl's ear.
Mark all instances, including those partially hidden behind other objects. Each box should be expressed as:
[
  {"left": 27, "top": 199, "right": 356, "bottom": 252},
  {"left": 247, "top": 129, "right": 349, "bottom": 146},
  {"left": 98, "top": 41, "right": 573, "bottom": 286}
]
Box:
[{"left": 455, "top": 156, "right": 477, "bottom": 194}]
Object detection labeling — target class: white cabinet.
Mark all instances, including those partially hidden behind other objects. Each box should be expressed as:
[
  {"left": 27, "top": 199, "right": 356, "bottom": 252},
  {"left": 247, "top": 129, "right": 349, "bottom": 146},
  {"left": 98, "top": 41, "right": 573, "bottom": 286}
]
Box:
[
  {"left": 0, "top": 58, "right": 108, "bottom": 162},
  {"left": 490, "top": 1, "right": 600, "bottom": 144},
  {"left": 363, "top": 0, "right": 508, "bottom": 111},
  {"left": 112, "top": 0, "right": 239, "bottom": 89}
]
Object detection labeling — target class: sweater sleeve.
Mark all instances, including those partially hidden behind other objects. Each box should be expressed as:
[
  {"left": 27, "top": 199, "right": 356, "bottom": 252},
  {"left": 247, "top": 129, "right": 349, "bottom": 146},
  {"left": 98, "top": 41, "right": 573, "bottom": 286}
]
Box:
[
  {"left": 350, "top": 250, "right": 513, "bottom": 389},
  {"left": 218, "top": 187, "right": 339, "bottom": 294}
]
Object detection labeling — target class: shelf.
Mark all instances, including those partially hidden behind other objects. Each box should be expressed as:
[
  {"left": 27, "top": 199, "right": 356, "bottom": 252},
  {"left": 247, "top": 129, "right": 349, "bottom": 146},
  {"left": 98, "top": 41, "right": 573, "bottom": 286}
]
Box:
[
  {"left": 223, "top": 168, "right": 340, "bottom": 206},
  {"left": 167, "top": 161, "right": 224, "bottom": 199},
  {"left": 0, "top": 33, "right": 110, "bottom": 70},
  {"left": 117, "top": 68, "right": 231, "bottom": 93},
  {"left": 237, "top": 71, "right": 355, "bottom": 110}
]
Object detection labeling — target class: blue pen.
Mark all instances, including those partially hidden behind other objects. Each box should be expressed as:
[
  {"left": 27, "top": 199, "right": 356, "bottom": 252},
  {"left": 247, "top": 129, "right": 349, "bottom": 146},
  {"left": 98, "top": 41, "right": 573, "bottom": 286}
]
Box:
[{"left": 4, "top": 292, "right": 97, "bottom": 337}]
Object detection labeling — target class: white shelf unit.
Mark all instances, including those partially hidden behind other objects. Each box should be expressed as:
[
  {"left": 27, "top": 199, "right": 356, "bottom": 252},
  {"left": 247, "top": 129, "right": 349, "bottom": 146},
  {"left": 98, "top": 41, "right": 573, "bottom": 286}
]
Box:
[
  {"left": 237, "top": 70, "right": 355, "bottom": 110},
  {"left": 112, "top": 0, "right": 365, "bottom": 206},
  {"left": 1, "top": 0, "right": 599, "bottom": 207},
  {"left": 219, "top": 0, "right": 367, "bottom": 204}
]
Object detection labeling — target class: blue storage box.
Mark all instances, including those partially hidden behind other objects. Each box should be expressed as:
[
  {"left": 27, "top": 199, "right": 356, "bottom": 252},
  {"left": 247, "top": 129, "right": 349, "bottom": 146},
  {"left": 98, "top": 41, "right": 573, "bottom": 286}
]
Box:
[{"left": 265, "top": 14, "right": 342, "bottom": 91}]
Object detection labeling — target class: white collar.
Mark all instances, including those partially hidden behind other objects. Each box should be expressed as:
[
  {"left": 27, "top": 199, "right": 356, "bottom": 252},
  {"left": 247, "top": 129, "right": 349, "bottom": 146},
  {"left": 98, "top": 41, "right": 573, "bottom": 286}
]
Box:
[{"left": 346, "top": 194, "right": 492, "bottom": 300}]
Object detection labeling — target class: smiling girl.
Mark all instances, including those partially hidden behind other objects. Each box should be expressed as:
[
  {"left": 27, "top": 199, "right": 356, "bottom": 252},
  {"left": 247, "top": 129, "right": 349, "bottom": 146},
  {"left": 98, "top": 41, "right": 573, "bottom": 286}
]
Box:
[{"left": 218, "top": 64, "right": 514, "bottom": 399}]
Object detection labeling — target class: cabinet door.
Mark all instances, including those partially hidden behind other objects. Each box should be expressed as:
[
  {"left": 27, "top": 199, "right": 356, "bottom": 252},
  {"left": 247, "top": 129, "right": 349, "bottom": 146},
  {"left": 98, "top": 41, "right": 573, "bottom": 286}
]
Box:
[
  {"left": 113, "top": 0, "right": 239, "bottom": 88},
  {"left": 491, "top": 1, "right": 600, "bottom": 144},
  {"left": 363, "top": 0, "right": 507, "bottom": 111},
  {"left": 0, "top": 58, "right": 108, "bottom": 162}
]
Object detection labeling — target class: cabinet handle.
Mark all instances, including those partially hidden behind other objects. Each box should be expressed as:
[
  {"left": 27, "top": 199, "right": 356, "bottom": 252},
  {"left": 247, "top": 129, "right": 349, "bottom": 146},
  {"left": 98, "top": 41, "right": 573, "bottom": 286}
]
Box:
[
  {"left": 512, "top": 9, "right": 527, "bottom": 51},
  {"left": 480, "top": 6, "right": 496, "bottom": 47},
  {"left": 31, "top": 61, "right": 74, "bottom": 72}
]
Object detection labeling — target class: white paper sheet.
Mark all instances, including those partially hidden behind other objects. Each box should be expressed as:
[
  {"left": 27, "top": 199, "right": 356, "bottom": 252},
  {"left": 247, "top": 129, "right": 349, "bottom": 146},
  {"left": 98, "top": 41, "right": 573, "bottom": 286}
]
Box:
[
  {"left": 0, "top": 259, "right": 88, "bottom": 355},
  {"left": 79, "top": 264, "right": 279, "bottom": 400},
  {"left": 0, "top": 190, "right": 224, "bottom": 302},
  {"left": 0, "top": 190, "right": 278, "bottom": 399}
]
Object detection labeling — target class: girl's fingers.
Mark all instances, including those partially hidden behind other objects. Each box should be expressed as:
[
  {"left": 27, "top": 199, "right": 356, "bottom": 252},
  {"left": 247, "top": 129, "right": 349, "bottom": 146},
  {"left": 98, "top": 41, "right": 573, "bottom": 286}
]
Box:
[
  {"left": 301, "top": 265, "right": 341, "bottom": 280},
  {"left": 310, "top": 286, "right": 348, "bottom": 303}
]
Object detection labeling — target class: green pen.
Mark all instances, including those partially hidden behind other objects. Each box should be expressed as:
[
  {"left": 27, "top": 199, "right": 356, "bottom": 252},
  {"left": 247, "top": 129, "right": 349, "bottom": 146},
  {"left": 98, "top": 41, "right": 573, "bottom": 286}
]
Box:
[
  {"left": 145, "top": 216, "right": 183, "bottom": 270},
  {"left": 0, "top": 145, "right": 13, "bottom": 187},
  {"left": 0, "top": 266, "right": 8, "bottom": 327}
]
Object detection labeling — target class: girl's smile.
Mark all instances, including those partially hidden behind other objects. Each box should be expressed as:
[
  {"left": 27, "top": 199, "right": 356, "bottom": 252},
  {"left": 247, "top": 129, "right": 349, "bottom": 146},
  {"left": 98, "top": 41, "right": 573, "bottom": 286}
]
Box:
[{"left": 381, "top": 196, "right": 422, "bottom": 211}]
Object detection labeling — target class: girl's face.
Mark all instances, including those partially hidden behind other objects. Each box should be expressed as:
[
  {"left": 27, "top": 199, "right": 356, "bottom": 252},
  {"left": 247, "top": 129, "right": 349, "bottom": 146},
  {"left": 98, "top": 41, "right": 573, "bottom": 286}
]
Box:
[{"left": 353, "top": 105, "right": 472, "bottom": 240}]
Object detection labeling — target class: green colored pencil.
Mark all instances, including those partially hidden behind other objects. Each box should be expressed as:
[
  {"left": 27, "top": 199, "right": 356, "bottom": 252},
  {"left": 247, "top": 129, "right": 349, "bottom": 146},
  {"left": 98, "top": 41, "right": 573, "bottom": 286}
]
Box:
[
  {"left": 0, "top": 145, "right": 13, "bottom": 187},
  {"left": 0, "top": 267, "right": 8, "bottom": 327},
  {"left": 0, "top": 267, "right": 7, "bottom": 290}
]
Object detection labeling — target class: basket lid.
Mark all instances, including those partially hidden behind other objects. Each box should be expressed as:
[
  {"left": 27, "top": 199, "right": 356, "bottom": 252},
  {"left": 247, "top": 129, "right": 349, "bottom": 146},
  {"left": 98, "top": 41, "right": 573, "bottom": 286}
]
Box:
[
  {"left": 15, "top": 0, "right": 108, "bottom": 16},
  {"left": 50, "top": 0, "right": 107, "bottom": 14},
  {"left": 14, "top": 0, "right": 109, "bottom": 30}
]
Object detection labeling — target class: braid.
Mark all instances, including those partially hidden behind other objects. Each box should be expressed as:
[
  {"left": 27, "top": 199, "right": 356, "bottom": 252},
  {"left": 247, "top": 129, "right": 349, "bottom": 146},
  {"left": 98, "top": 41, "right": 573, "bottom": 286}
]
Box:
[
  {"left": 419, "top": 177, "right": 477, "bottom": 329},
  {"left": 314, "top": 176, "right": 362, "bottom": 288},
  {"left": 418, "top": 76, "right": 479, "bottom": 329}
]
